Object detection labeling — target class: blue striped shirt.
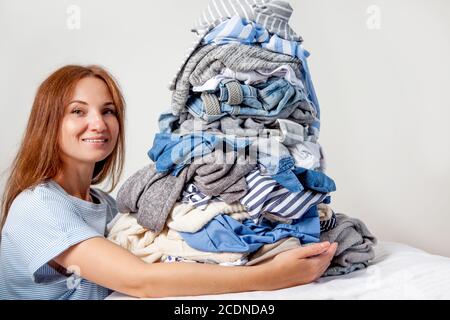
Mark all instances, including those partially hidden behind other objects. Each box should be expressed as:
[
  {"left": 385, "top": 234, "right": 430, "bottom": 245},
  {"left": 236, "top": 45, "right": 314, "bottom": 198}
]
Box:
[
  {"left": 0, "top": 180, "right": 117, "bottom": 300},
  {"left": 241, "top": 170, "right": 329, "bottom": 222}
]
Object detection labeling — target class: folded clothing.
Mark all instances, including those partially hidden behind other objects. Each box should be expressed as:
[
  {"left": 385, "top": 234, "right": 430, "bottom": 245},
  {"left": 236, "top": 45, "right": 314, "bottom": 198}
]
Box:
[{"left": 320, "top": 213, "right": 378, "bottom": 277}]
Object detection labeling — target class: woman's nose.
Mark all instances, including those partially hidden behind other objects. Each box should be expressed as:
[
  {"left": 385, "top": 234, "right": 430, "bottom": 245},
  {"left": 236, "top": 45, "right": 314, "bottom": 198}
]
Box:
[{"left": 90, "top": 113, "right": 107, "bottom": 132}]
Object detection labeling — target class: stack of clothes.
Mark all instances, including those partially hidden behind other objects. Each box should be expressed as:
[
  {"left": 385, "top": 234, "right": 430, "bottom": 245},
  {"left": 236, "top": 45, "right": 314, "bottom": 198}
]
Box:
[{"left": 107, "top": 0, "right": 377, "bottom": 277}]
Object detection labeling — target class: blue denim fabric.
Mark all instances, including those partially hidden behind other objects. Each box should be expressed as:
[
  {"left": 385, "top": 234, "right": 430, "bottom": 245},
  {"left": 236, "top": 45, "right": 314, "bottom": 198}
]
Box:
[
  {"left": 179, "top": 205, "right": 320, "bottom": 253},
  {"left": 248, "top": 136, "right": 308, "bottom": 193},
  {"left": 294, "top": 44, "right": 321, "bottom": 131},
  {"left": 282, "top": 41, "right": 320, "bottom": 130},
  {"left": 158, "top": 111, "right": 180, "bottom": 134},
  {"left": 262, "top": 36, "right": 322, "bottom": 130},
  {"left": 250, "top": 136, "right": 305, "bottom": 192},
  {"left": 187, "top": 78, "right": 309, "bottom": 123},
  {"left": 292, "top": 167, "right": 337, "bottom": 193},
  {"left": 270, "top": 166, "right": 301, "bottom": 192},
  {"left": 148, "top": 133, "right": 252, "bottom": 175},
  {"left": 271, "top": 167, "right": 337, "bottom": 194}
]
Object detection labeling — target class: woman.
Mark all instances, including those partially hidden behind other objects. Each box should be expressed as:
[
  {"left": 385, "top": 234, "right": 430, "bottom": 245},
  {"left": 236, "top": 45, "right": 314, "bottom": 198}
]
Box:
[{"left": 0, "top": 65, "right": 337, "bottom": 300}]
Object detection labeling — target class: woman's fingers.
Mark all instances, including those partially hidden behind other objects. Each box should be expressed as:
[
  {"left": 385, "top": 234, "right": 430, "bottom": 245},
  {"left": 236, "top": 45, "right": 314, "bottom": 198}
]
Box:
[
  {"left": 266, "top": 242, "right": 339, "bottom": 289},
  {"left": 309, "top": 242, "right": 338, "bottom": 280},
  {"left": 312, "top": 242, "right": 337, "bottom": 263},
  {"left": 285, "top": 241, "right": 331, "bottom": 259},
  {"left": 323, "top": 242, "right": 338, "bottom": 258}
]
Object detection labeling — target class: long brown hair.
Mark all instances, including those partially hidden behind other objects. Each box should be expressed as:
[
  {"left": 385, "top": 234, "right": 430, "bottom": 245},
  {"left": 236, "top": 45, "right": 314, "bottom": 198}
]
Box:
[{"left": 1, "top": 65, "right": 125, "bottom": 228}]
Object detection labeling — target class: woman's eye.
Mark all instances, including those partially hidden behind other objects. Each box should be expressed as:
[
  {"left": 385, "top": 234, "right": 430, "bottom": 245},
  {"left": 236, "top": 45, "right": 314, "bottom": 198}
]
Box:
[
  {"left": 104, "top": 109, "right": 116, "bottom": 115},
  {"left": 71, "top": 109, "right": 84, "bottom": 115}
]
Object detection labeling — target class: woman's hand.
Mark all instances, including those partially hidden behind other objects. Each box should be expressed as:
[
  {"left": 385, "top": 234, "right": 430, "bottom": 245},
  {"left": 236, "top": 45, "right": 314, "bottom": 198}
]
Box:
[{"left": 260, "top": 241, "right": 338, "bottom": 290}]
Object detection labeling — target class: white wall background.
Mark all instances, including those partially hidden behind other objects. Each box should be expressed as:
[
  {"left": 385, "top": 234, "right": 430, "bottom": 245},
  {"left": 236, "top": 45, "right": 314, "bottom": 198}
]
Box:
[{"left": 1, "top": 0, "right": 449, "bottom": 256}]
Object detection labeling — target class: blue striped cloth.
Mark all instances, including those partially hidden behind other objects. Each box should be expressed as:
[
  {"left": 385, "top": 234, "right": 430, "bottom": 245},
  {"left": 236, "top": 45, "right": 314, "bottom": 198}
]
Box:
[
  {"left": 241, "top": 170, "right": 329, "bottom": 221},
  {"left": 320, "top": 213, "right": 337, "bottom": 233},
  {"left": 0, "top": 180, "right": 117, "bottom": 300},
  {"left": 202, "top": 15, "right": 270, "bottom": 45},
  {"left": 180, "top": 183, "right": 223, "bottom": 210},
  {"left": 192, "top": 0, "right": 302, "bottom": 42}
]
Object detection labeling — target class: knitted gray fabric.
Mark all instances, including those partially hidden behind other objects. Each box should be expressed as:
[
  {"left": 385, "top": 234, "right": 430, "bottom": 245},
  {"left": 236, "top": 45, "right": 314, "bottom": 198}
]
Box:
[
  {"left": 322, "top": 263, "right": 368, "bottom": 277},
  {"left": 116, "top": 164, "right": 190, "bottom": 233},
  {"left": 171, "top": 45, "right": 218, "bottom": 116},
  {"left": 189, "top": 43, "right": 302, "bottom": 88},
  {"left": 190, "top": 149, "right": 256, "bottom": 202},
  {"left": 116, "top": 164, "right": 165, "bottom": 215},
  {"left": 171, "top": 43, "right": 302, "bottom": 115},
  {"left": 320, "top": 213, "right": 377, "bottom": 276}
]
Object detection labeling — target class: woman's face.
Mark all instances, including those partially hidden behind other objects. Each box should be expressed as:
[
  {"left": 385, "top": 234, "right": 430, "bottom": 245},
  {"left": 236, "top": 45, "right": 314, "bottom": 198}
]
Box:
[{"left": 58, "top": 77, "right": 119, "bottom": 167}]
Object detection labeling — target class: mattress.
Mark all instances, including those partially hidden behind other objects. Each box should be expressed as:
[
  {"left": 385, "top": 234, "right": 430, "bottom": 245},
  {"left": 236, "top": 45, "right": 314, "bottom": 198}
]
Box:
[{"left": 106, "top": 241, "right": 450, "bottom": 300}]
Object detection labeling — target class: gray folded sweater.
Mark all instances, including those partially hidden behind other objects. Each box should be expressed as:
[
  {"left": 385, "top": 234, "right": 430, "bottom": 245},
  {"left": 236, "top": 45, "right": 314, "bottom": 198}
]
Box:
[{"left": 320, "top": 213, "right": 377, "bottom": 277}]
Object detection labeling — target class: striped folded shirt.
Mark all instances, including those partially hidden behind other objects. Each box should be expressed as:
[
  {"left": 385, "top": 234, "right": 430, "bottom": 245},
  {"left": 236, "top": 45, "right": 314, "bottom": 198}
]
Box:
[{"left": 240, "top": 169, "right": 329, "bottom": 221}]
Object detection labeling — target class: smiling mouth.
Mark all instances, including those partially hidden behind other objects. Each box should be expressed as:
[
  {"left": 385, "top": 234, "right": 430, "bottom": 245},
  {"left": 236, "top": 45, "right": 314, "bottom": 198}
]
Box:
[{"left": 82, "top": 139, "right": 109, "bottom": 143}]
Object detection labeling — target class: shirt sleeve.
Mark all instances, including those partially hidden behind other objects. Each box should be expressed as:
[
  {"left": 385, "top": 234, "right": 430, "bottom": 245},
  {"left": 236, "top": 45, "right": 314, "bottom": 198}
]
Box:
[
  {"left": 98, "top": 190, "right": 118, "bottom": 226},
  {"left": 4, "top": 188, "right": 103, "bottom": 277}
]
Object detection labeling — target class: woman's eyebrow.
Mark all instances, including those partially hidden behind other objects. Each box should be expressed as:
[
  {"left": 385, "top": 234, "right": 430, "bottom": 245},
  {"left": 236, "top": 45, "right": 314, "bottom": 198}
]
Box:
[
  {"left": 67, "top": 100, "right": 115, "bottom": 107},
  {"left": 68, "top": 100, "right": 88, "bottom": 105}
]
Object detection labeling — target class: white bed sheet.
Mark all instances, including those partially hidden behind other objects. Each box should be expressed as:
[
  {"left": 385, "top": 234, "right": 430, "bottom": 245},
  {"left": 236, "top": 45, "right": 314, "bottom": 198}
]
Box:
[{"left": 106, "top": 241, "right": 450, "bottom": 300}]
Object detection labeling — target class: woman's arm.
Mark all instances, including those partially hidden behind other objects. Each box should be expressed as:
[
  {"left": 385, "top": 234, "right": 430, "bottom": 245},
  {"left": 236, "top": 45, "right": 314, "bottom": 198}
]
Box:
[{"left": 54, "top": 237, "right": 337, "bottom": 298}]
